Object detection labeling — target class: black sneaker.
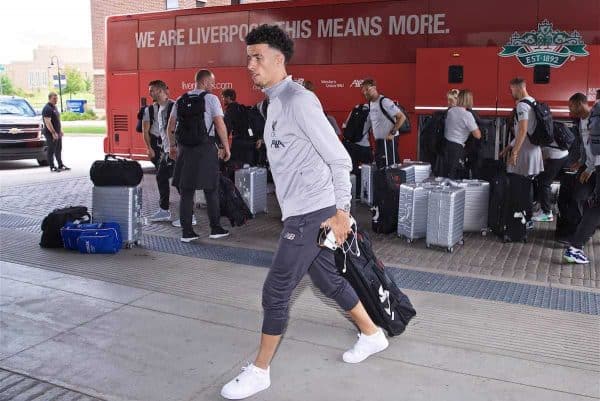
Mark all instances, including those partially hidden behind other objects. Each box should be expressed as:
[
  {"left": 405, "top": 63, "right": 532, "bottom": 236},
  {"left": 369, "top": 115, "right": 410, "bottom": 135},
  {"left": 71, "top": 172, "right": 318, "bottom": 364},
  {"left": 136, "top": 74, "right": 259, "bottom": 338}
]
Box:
[
  {"left": 58, "top": 165, "right": 71, "bottom": 171},
  {"left": 209, "top": 227, "right": 230, "bottom": 239},
  {"left": 50, "top": 166, "right": 61, "bottom": 172},
  {"left": 181, "top": 231, "right": 200, "bottom": 243}
]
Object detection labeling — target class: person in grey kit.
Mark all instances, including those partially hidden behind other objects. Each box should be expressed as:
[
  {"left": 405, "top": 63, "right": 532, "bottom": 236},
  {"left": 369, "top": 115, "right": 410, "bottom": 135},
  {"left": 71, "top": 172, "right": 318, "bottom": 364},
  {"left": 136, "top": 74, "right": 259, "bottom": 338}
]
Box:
[
  {"left": 167, "top": 69, "right": 231, "bottom": 242},
  {"left": 360, "top": 78, "right": 406, "bottom": 168},
  {"left": 221, "top": 25, "right": 389, "bottom": 400}
]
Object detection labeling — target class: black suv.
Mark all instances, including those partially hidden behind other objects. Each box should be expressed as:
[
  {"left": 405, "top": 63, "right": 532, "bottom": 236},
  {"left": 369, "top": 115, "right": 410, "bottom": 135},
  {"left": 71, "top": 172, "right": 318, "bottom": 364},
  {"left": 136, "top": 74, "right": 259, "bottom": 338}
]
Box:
[{"left": 0, "top": 96, "right": 47, "bottom": 165}]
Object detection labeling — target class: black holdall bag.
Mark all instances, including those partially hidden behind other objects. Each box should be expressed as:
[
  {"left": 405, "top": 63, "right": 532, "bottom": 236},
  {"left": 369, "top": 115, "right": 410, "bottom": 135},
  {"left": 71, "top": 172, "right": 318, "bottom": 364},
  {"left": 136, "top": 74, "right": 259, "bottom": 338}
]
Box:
[
  {"left": 40, "top": 206, "right": 90, "bottom": 248},
  {"left": 175, "top": 92, "right": 210, "bottom": 146},
  {"left": 90, "top": 155, "right": 143, "bottom": 187},
  {"left": 334, "top": 230, "right": 416, "bottom": 337},
  {"left": 218, "top": 174, "right": 253, "bottom": 227},
  {"left": 343, "top": 104, "right": 370, "bottom": 143}
]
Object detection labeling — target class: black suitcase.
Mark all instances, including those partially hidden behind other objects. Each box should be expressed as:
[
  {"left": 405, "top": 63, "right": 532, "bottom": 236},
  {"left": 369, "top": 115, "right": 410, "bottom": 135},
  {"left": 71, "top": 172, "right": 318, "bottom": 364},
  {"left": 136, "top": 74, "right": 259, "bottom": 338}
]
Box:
[
  {"left": 40, "top": 206, "right": 90, "bottom": 248},
  {"left": 372, "top": 141, "right": 412, "bottom": 234},
  {"left": 555, "top": 171, "right": 581, "bottom": 242},
  {"left": 90, "top": 155, "right": 144, "bottom": 187},
  {"left": 488, "top": 171, "right": 531, "bottom": 242},
  {"left": 335, "top": 230, "right": 416, "bottom": 337}
]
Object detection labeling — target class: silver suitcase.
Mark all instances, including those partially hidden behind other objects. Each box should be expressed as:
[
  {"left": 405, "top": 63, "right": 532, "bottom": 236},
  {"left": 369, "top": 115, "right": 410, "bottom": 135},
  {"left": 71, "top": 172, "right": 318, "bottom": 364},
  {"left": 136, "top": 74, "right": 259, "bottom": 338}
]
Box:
[
  {"left": 402, "top": 160, "right": 432, "bottom": 183},
  {"left": 397, "top": 163, "right": 416, "bottom": 184},
  {"left": 457, "top": 179, "right": 490, "bottom": 233},
  {"left": 397, "top": 183, "right": 436, "bottom": 242},
  {"left": 92, "top": 186, "right": 142, "bottom": 248},
  {"left": 235, "top": 167, "right": 268, "bottom": 215},
  {"left": 350, "top": 173, "right": 356, "bottom": 201},
  {"left": 426, "top": 186, "right": 465, "bottom": 252},
  {"left": 360, "top": 163, "right": 375, "bottom": 206}
]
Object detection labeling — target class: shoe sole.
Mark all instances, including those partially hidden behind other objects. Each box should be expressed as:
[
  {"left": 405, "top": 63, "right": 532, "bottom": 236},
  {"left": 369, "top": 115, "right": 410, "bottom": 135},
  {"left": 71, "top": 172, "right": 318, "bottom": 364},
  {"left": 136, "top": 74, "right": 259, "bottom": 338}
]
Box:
[
  {"left": 150, "top": 217, "right": 172, "bottom": 222},
  {"left": 220, "top": 382, "right": 271, "bottom": 400},
  {"left": 342, "top": 340, "right": 389, "bottom": 364},
  {"left": 209, "top": 233, "right": 230, "bottom": 239},
  {"left": 180, "top": 237, "right": 200, "bottom": 243},
  {"left": 172, "top": 221, "right": 197, "bottom": 227},
  {"left": 563, "top": 255, "right": 589, "bottom": 264}
]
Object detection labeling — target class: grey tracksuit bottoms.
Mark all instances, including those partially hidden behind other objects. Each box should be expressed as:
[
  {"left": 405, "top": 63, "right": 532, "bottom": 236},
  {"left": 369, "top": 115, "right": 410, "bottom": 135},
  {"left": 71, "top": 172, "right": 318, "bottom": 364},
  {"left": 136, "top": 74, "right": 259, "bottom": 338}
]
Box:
[{"left": 261, "top": 206, "right": 360, "bottom": 335}]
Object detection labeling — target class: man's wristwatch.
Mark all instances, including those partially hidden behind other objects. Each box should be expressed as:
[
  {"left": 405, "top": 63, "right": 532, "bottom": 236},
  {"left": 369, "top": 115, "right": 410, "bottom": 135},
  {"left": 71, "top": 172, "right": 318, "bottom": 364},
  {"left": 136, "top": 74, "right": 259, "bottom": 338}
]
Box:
[{"left": 340, "top": 203, "right": 351, "bottom": 213}]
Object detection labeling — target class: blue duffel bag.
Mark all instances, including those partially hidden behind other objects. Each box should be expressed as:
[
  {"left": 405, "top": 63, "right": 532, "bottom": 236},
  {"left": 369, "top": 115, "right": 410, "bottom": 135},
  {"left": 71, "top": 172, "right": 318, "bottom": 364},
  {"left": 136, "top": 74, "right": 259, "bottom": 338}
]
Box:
[
  {"left": 76, "top": 222, "right": 122, "bottom": 254},
  {"left": 61, "top": 222, "right": 122, "bottom": 253},
  {"left": 61, "top": 222, "right": 103, "bottom": 250}
]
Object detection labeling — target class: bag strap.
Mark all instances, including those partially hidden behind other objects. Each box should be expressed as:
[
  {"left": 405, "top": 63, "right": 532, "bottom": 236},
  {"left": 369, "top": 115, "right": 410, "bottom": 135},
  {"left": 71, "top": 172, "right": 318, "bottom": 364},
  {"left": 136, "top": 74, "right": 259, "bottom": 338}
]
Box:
[
  {"left": 148, "top": 104, "right": 155, "bottom": 127},
  {"left": 379, "top": 96, "right": 396, "bottom": 125}
]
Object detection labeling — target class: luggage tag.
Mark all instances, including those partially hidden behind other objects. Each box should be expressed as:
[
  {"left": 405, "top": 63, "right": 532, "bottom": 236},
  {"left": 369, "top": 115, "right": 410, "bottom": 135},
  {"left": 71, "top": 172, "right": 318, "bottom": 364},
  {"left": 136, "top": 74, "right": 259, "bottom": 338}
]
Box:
[{"left": 248, "top": 128, "right": 254, "bottom": 137}]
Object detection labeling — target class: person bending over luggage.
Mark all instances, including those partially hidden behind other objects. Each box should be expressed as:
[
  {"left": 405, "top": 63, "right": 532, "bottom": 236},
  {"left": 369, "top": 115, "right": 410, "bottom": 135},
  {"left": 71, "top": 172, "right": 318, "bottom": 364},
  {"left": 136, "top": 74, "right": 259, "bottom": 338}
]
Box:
[
  {"left": 220, "top": 24, "right": 389, "bottom": 401},
  {"left": 167, "top": 69, "right": 232, "bottom": 242},
  {"left": 360, "top": 78, "right": 406, "bottom": 168},
  {"left": 502, "top": 78, "right": 544, "bottom": 178},
  {"left": 563, "top": 93, "right": 600, "bottom": 264},
  {"left": 439, "top": 89, "right": 481, "bottom": 179}
]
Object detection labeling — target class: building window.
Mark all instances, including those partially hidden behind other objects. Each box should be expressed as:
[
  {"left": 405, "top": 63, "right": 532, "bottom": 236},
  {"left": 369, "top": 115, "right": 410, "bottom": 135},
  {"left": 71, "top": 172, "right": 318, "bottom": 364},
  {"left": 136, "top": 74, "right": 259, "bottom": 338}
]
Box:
[
  {"left": 27, "top": 71, "right": 48, "bottom": 90},
  {"left": 166, "top": 0, "right": 179, "bottom": 9}
]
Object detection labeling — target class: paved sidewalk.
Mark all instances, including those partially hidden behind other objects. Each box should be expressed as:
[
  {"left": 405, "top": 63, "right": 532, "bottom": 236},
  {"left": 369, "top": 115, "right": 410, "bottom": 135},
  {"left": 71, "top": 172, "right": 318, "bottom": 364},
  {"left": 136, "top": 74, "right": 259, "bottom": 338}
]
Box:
[
  {"left": 1, "top": 259, "right": 598, "bottom": 401},
  {"left": 1, "top": 172, "right": 598, "bottom": 289}
]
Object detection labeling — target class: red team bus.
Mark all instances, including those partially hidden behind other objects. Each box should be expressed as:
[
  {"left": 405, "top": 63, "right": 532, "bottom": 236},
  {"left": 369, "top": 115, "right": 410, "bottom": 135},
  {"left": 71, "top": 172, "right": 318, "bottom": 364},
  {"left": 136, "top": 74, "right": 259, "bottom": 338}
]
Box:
[{"left": 103, "top": 0, "right": 599, "bottom": 161}]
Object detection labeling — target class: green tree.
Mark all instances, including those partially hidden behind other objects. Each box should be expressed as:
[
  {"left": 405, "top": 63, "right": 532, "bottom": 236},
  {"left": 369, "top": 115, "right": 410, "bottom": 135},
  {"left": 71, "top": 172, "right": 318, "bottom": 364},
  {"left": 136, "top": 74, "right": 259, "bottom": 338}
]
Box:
[
  {"left": 62, "top": 67, "right": 85, "bottom": 99},
  {"left": 0, "top": 75, "right": 16, "bottom": 95}
]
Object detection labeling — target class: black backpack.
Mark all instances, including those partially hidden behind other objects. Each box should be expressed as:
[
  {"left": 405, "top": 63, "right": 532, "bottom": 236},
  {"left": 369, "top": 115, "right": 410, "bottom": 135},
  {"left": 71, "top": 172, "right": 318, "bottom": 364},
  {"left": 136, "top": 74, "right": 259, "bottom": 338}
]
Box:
[
  {"left": 519, "top": 99, "right": 553, "bottom": 146},
  {"left": 334, "top": 230, "right": 416, "bottom": 337},
  {"left": 40, "top": 206, "right": 90, "bottom": 248},
  {"left": 175, "top": 92, "right": 210, "bottom": 146},
  {"left": 343, "top": 104, "right": 370, "bottom": 143},
  {"left": 380, "top": 96, "right": 411, "bottom": 134},
  {"left": 219, "top": 174, "right": 253, "bottom": 227},
  {"left": 135, "top": 105, "right": 154, "bottom": 133},
  {"left": 419, "top": 110, "right": 447, "bottom": 165},
  {"left": 247, "top": 105, "right": 265, "bottom": 139},
  {"left": 551, "top": 121, "right": 576, "bottom": 151}
]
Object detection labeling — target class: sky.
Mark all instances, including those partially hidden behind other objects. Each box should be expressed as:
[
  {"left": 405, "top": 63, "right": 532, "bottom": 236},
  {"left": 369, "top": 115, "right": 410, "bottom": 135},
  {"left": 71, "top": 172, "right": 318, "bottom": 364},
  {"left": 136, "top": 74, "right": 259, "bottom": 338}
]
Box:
[{"left": 0, "top": 0, "right": 92, "bottom": 65}]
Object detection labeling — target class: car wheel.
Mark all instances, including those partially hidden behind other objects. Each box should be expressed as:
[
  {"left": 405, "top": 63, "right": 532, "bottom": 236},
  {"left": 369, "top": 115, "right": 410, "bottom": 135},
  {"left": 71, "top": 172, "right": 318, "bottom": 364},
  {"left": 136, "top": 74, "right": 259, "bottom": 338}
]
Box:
[{"left": 37, "top": 158, "right": 49, "bottom": 166}]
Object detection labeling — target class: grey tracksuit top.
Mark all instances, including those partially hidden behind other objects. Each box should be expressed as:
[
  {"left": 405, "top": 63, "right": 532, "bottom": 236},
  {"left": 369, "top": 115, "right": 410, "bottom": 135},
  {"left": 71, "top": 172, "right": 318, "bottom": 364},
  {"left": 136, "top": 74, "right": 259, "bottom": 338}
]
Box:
[{"left": 263, "top": 76, "right": 352, "bottom": 221}]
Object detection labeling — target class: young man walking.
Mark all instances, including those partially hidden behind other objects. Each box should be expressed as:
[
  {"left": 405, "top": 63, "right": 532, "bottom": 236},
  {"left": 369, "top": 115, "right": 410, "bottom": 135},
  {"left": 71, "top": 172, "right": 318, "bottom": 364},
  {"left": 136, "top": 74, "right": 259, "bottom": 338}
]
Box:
[
  {"left": 360, "top": 79, "right": 406, "bottom": 168},
  {"left": 167, "top": 69, "right": 231, "bottom": 242},
  {"left": 143, "top": 80, "right": 176, "bottom": 223},
  {"left": 220, "top": 24, "right": 388, "bottom": 400}
]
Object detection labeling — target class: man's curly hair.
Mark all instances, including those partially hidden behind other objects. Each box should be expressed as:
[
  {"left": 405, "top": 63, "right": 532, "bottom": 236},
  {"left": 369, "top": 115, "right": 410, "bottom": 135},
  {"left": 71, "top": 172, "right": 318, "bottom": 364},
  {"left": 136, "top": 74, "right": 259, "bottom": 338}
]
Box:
[{"left": 245, "top": 24, "right": 294, "bottom": 63}]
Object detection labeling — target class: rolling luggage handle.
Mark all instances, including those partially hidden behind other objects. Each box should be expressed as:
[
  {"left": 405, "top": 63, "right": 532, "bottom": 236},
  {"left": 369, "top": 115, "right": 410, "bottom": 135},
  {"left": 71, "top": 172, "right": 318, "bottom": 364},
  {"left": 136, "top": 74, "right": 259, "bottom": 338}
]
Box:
[{"left": 383, "top": 136, "right": 397, "bottom": 167}]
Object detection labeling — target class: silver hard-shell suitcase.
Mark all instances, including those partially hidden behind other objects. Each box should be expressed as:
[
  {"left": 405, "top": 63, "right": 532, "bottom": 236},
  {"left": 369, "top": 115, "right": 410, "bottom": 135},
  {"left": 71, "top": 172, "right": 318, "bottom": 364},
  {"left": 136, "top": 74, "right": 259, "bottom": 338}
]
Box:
[
  {"left": 235, "top": 167, "right": 268, "bottom": 215},
  {"left": 426, "top": 186, "right": 465, "bottom": 252},
  {"left": 457, "top": 179, "right": 490, "bottom": 234},
  {"left": 92, "top": 186, "right": 142, "bottom": 248},
  {"left": 402, "top": 160, "right": 432, "bottom": 183},
  {"left": 360, "top": 163, "right": 376, "bottom": 206},
  {"left": 397, "top": 183, "right": 437, "bottom": 242}
]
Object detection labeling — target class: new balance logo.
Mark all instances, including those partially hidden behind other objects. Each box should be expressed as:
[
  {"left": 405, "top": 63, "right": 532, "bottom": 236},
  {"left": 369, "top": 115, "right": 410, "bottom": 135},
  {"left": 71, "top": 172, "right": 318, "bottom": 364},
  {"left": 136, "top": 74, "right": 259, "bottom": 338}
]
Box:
[
  {"left": 378, "top": 285, "right": 395, "bottom": 320},
  {"left": 271, "top": 140, "right": 285, "bottom": 149}
]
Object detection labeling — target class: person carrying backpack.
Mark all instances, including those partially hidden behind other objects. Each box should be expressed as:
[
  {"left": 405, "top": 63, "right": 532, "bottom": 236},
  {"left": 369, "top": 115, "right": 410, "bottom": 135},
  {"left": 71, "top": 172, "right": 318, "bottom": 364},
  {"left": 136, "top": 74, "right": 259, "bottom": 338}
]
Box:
[
  {"left": 562, "top": 92, "right": 600, "bottom": 264},
  {"left": 143, "top": 80, "right": 177, "bottom": 223},
  {"left": 166, "top": 69, "right": 231, "bottom": 242},
  {"left": 342, "top": 103, "right": 373, "bottom": 196},
  {"left": 360, "top": 78, "right": 408, "bottom": 169},
  {"left": 502, "top": 77, "right": 545, "bottom": 178}
]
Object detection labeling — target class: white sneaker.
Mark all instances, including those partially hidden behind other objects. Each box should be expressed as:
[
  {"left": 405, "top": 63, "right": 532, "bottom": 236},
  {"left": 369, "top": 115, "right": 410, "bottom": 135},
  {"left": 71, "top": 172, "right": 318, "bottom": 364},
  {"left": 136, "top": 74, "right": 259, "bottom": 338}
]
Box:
[
  {"left": 221, "top": 363, "right": 270, "bottom": 400},
  {"left": 172, "top": 216, "right": 197, "bottom": 227},
  {"left": 343, "top": 327, "right": 389, "bottom": 364},
  {"left": 150, "top": 208, "right": 171, "bottom": 222}
]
